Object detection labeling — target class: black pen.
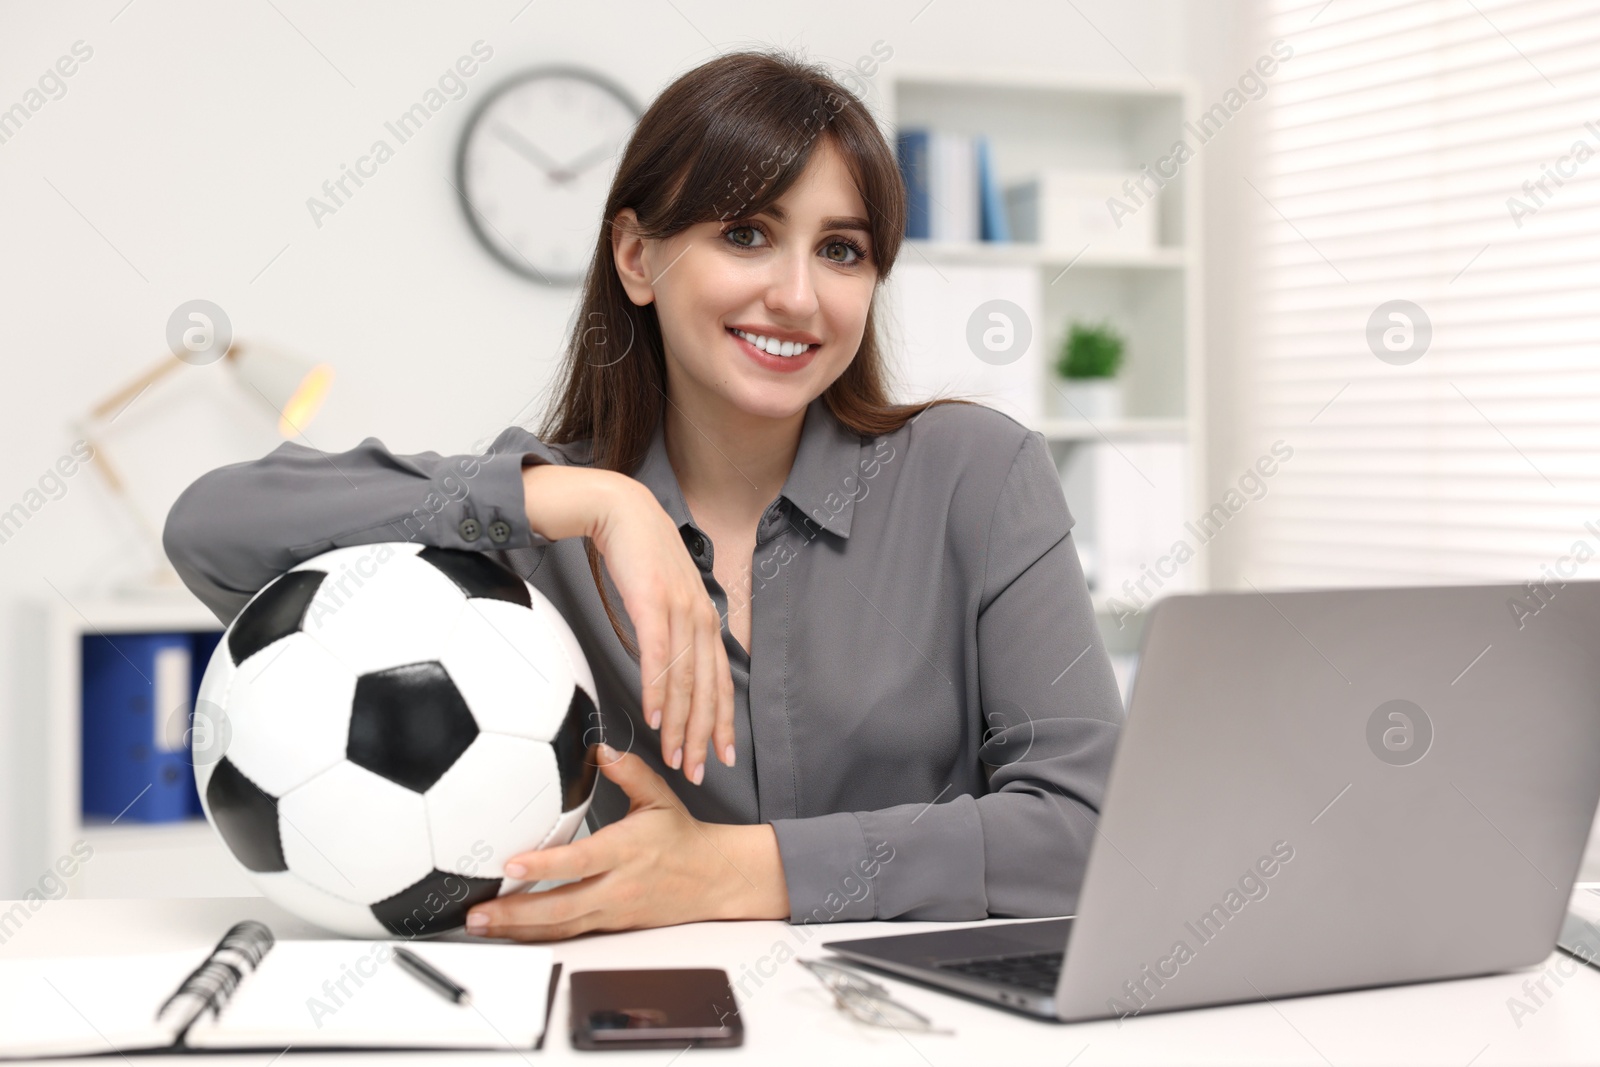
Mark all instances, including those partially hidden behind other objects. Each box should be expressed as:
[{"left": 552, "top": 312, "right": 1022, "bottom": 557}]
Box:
[{"left": 393, "top": 947, "right": 473, "bottom": 1007}]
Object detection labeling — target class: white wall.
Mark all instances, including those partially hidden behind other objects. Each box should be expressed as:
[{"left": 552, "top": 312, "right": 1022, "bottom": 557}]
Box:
[
  {"left": 1178, "top": 0, "right": 1269, "bottom": 590},
  {"left": 0, "top": 0, "right": 1200, "bottom": 894}
]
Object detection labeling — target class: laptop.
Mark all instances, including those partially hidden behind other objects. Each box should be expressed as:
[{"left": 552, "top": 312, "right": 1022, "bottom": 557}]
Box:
[{"left": 824, "top": 582, "right": 1600, "bottom": 1023}]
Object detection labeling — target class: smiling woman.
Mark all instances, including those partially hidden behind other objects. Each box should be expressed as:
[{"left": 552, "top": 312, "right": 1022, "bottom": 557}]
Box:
[{"left": 164, "top": 48, "right": 1124, "bottom": 942}]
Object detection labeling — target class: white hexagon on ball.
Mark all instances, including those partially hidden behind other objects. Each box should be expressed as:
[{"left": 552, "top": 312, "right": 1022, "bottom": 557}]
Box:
[
  {"left": 442, "top": 598, "right": 574, "bottom": 741},
  {"left": 298, "top": 544, "right": 467, "bottom": 676},
  {"left": 251, "top": 870, "right": 389, "bottom": 939},
  {"left": 225, "top": 632, "right": 355, "bottom": 797},
  {"left": 278, "top": 761, "right": 433, "bottom": 905},
  {"left": 425, "top": 732, "right": 565, "bottom": 879}
]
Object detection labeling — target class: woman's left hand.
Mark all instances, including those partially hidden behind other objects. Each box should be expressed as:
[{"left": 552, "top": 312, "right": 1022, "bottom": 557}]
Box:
[{"left": 464, "top": 743, "right": 790, "bottom": 941}]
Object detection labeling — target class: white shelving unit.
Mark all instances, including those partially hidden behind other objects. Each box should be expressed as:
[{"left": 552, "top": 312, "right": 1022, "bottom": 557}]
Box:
[
  {"left": 20, "top": 591, "right": 256, "bottom": 899},
  {"left": 880, "top": 67, "right": 1207, "bottom": 657}
]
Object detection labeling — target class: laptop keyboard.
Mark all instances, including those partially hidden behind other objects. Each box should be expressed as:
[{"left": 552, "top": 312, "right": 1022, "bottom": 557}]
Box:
[{"left": 937, "top": 950, "right": 1064, "bottom": 994}]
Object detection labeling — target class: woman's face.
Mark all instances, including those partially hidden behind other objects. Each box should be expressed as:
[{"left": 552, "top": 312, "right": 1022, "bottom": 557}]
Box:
[{"left": 614, "top": 136, "right": 878, "bottom": 424}]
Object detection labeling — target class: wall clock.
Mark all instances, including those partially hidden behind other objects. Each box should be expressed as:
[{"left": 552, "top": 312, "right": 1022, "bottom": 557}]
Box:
[{"left": 456, "top": 66, "right": 642, "bottom": 285}]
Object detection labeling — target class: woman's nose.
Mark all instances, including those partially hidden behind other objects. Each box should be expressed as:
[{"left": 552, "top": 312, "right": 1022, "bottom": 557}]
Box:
[{"left": 764, "top": 248, "right": 820, "bottom": 319}]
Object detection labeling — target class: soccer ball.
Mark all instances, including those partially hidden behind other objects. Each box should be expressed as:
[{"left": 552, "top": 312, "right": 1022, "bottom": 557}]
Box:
[{"left": 191, "top": 541, "right": 599, "bottom": 939}]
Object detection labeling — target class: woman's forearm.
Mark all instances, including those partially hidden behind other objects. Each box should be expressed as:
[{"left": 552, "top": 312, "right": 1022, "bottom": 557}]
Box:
[
  {"left": 705, "top": 822, "right": 791, "bottom": 921},
  {"left": 521, "top": 462, "right": 640, "bottom": 543}
]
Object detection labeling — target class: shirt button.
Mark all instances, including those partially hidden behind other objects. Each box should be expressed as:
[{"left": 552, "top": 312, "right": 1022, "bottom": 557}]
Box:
[
  {"left": 458, "top": 518, "right": 482, "bottom": 541},
  {"left": 689, "top": 533, "right": 707, "bottom": 556},
  {"left": 487, "top": 519, "right": 511, "bottom": 544}
]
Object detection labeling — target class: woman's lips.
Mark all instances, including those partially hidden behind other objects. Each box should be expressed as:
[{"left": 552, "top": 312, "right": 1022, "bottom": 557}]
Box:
[{"left": 728, "top": 327, "right": 818, "bottom": 373}]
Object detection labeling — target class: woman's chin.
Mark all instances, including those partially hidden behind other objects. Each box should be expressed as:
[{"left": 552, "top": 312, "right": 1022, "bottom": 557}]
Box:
[
  {"left": 739, "top": 398, "right": 815, "bottom": 424},
  {"left": 720, "top": 382, "right": 819, "bottom": 423}
]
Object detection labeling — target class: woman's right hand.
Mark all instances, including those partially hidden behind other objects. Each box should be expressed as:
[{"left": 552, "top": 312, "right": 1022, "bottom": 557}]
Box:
[{"left": 521, "top": 463, "right": 734, "bottom": 786}]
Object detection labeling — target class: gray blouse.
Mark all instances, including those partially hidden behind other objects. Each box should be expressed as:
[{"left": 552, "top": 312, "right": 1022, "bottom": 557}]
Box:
[{"left": 162, "top": 395, "right": 1124, "bottom": 924}]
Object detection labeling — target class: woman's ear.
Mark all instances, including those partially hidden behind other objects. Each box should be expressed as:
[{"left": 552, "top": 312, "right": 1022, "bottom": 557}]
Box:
[{"left": 611, "top": 208, "right": 655, "bottom": 307}]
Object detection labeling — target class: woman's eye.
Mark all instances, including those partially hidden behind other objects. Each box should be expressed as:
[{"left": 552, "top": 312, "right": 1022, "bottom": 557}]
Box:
[
  {"left": 724, "top": 225, "right": 763, "bottom": 248},
  {"left": 824, "top": 239, "right": 864, "bottom": 264}
]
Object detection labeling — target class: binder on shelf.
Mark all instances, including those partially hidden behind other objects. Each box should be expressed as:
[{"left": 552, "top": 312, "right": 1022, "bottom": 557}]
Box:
[
  {"left": 932, "top": 130, "right": 978, "bottom": 241},
  {"left": 897, "top": 128, "right": 931, "bottom": 239},
  {"left": 976, "top": 134, "right": 1011, "bottom": 242},
  {"left": 81, "top": 632, "right": 196, "bottom": 824}
]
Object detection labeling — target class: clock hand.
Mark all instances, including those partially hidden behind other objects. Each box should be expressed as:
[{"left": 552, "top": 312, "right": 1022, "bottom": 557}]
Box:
[
  {"left": 491, "top": 124, "right": 571, "bottom": 182},
  {"left": 559, "top": 141, "right": 620, "bottom": 180}
]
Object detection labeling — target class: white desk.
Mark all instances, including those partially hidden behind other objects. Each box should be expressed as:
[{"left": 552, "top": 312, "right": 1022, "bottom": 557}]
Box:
[{"left": 2, "top": 895, "right": 1599, "bottom": 1064}]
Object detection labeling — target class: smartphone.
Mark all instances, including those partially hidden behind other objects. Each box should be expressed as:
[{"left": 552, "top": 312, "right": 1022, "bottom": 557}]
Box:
[{"left": 568, "top": 968, "right": 743, "bottom": 1050}]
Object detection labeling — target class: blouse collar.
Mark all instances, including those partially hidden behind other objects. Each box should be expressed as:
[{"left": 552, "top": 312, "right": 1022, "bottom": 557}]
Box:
[{"left": 630, "top": 395, "right": 863, "bottom": 541}]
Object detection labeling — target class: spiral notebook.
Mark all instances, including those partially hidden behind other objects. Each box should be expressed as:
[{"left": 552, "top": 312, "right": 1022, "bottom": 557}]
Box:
[{"left": 0, "top": 921, "right": 561, "bottom": 1059}]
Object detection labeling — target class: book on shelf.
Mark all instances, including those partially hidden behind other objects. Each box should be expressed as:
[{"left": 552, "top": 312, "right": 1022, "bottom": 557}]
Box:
[
  {"left": 976, "top": 134, "right": 1010, "bottom": 242},
  {"left": 897, "top": 128, "right": 931, "bottom": 239}
]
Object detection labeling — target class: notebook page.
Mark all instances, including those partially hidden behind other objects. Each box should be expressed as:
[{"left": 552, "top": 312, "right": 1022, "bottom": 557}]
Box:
[
  {"left": 0, "top": 949, "right": 199, "bottom": 1060},
  {"left": 186, "top": 940, "right": 554, "bottom": 1050}
]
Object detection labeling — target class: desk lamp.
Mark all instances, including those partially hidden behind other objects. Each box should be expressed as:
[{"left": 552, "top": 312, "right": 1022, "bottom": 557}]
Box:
[{"left": 73, "top": 342, "right": 333, "bottom": 593}]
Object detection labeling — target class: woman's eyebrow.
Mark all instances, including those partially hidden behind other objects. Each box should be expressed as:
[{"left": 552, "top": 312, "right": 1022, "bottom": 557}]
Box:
[{"left": 758, "top": 204, "right": 871, "bottom": 232}]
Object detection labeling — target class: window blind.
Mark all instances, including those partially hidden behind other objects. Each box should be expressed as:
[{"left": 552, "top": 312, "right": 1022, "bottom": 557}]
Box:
[{"left": 1250, "top": 0, "right": 1600, "bottom": 588}]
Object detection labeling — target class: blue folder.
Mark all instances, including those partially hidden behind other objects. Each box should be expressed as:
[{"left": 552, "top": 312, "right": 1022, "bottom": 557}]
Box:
[{"left": 82, "top": 632, "right": 198, "bottom": 823}]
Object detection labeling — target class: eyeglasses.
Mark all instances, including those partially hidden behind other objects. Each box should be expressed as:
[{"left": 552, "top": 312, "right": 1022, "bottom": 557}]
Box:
[{"left": 797, "top": 958, "right": 954, "bottom": 1035}]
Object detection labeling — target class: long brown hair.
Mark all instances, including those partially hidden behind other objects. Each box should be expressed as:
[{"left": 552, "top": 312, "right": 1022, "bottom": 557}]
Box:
[{"left": 538, "top": 48, "right": 967, "bottom": 656}]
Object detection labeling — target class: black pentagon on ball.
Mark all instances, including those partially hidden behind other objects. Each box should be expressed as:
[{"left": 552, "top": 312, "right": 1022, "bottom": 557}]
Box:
[
  {"left": 347, "top": 661, "right": 478, "bottom": 793},
  {"left": 205, "top": 757, "right": 287, "bottom": 873},
  {"left": 371, "top": 869, "right": 503, "bottom": 938},
  {"left": 228, "top": 570, "right": 327, "bottom": 666},
  {"left": 552, "top": 686, "right": 600, "bottom": 812},
  {"left": 417, "top": 547, "right": 531, "bottom": 608}
]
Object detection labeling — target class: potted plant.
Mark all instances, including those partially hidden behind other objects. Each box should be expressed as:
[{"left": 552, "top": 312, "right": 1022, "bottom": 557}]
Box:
[{"left": 1052, "top": 319, "right": 1126, "bottom": 420}]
